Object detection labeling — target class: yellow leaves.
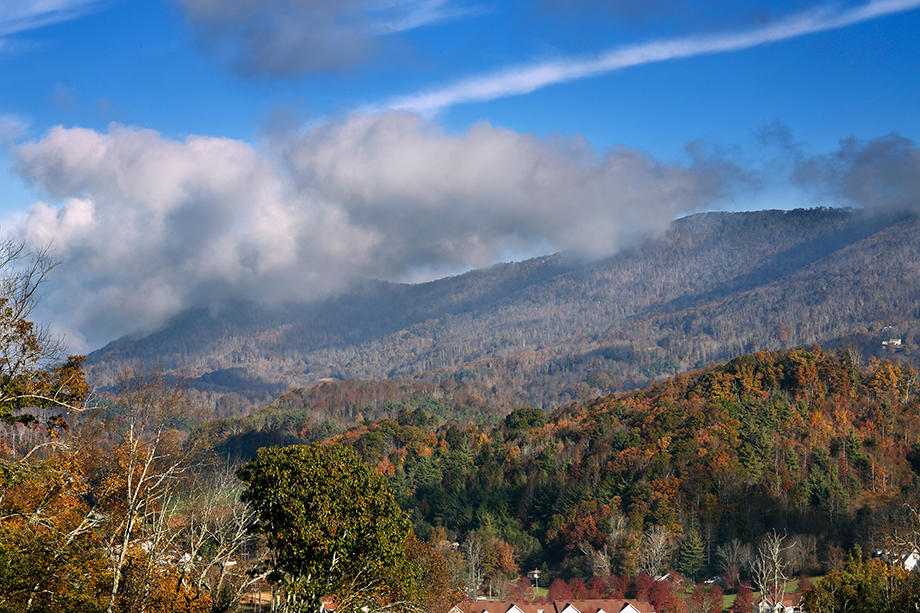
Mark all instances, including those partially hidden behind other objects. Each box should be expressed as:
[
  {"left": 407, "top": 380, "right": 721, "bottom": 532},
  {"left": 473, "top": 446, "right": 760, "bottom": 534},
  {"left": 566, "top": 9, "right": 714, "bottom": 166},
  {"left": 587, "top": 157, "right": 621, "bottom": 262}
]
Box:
[
  {"left": 657, "top": 434, "right": 671, "bottom": 454},
  {"left": 869, "top": 358, "right": 903, "bottom": 399}
]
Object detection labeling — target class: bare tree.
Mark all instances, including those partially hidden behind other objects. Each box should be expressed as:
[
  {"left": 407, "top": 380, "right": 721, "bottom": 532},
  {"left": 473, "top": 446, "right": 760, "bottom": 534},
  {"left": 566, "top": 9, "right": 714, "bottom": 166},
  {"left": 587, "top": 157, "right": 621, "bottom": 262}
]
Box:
[
  {"left": 638, "top": 525, "right": 675, "bottom": 578},
  {"left": 579, "top": 541, "right": 611, "bottom": 578},
  {"left": 716, "top": 538, "right": 753, "bottom": 575},
  {"left": 463, "top": 535, "right": 484, "bottom": 599},
  {"left": 580, "top": 513, "right": 632, "bottom": 577},
  {"left": 178, "top": 467, "right": 268, "bottom": 612},
  {"left": 98, "top": 377, "right": 199, "bottom": 613},
  {"left": 784, "top": 534, "right": 817, "bottom": 575},
  {"left": 752, "top": 532, "right": 790, "bottom": 604},
  {"left": 886, "top": 504, "right": 920, "bottom": 570}
]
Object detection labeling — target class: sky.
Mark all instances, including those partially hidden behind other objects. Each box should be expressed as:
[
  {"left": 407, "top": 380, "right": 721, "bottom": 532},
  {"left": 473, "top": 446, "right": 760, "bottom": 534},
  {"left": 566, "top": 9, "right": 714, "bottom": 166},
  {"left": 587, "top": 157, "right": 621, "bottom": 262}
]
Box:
[{"left": 1, "top": 0, "right": 920, "bottom": 351}]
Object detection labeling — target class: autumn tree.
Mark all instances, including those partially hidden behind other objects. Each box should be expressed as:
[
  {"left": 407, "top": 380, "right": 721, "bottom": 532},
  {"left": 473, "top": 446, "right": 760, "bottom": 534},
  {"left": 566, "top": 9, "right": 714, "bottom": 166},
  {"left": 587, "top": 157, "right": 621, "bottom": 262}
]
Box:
[
  {"left": 0, "top": 239, "right": 88, "bottom": 429},
  {"left": 803, "top": 556, "right": 920, "bottom": 612},
  {"left": 0, "top": 442, "right": 108, "bottom": 612},
  {"left": 547, "top": 578, "right": 573, "bottom": 602},
  {"left": 238, "top": 444, "right": 423, "bottom": 613},
  {"left": 728, "top": 583, "right": 753, "bottom": 613}
]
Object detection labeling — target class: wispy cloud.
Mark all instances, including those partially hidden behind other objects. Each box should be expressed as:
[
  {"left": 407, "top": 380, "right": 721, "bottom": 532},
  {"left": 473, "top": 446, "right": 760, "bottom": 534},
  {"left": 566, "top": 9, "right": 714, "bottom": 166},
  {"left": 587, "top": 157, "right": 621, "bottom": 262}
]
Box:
[
  {"left": 176, "top": 0, "right": 484, "bottom": 76},
  {"left": 370, "top": 0, "right": 487, "bottom": 34},
  {"left": 385, "top": 0, "right": 920, "bottom": 114},
  {"left": 0, "top": 0, "right": 102, "bottom": 38},
  {"left": 0, "top": 114, "right": 28, "bottom": 144}
]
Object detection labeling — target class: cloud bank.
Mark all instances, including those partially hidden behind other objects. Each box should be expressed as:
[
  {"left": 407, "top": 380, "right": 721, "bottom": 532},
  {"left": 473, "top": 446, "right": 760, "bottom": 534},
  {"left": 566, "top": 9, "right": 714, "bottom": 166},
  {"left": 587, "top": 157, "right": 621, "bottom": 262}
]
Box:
[
  {"left": 16, "top": 114, "right": 738, "bottom": 348},
  {"left": 175, "top": 0, "right": 483, "bottom": 76},
  {"left": 385, "top": 0, "right": 920, "bottom": 114},
  {"left": 795, "top": 134, "right": 920, "bottom": 211}
]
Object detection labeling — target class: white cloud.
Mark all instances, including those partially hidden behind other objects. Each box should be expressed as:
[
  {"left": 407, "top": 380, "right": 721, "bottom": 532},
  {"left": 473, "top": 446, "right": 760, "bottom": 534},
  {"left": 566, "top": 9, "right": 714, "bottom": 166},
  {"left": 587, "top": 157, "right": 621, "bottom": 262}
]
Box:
[
  {"left": 794, "top": 134, "right": 920, "bottom": 211},
  {"left": 16, "top": 114, "right": 740, "bottom": 348},
  {"left": 384, "top": 0, "right": 920, "bottom": 115}
]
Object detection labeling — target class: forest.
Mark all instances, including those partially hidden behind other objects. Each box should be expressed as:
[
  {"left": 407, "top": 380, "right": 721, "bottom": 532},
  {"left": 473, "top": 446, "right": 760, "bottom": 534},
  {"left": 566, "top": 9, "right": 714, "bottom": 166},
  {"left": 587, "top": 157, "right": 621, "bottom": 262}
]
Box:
[
  {"left": 305, "top": 348, "right": 920, "bottom": 579},
  {"left": 8, "top": 322, "right": 920, "bottom": 611}
]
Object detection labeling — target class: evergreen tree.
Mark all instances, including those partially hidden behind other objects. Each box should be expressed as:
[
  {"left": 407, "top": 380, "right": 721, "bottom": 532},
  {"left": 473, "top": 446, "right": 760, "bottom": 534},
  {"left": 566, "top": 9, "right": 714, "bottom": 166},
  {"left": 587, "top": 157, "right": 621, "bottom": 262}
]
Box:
[{"left": 678, "top": 526, "right": 705, "bottom": 580}]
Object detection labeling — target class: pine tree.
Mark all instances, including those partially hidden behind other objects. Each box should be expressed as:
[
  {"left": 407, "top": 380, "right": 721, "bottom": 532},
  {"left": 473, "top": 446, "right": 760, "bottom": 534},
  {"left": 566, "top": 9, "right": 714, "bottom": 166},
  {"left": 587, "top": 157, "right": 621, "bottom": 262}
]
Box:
[{"left": 678, "top": 526, "right": 705, "bottom": 580}]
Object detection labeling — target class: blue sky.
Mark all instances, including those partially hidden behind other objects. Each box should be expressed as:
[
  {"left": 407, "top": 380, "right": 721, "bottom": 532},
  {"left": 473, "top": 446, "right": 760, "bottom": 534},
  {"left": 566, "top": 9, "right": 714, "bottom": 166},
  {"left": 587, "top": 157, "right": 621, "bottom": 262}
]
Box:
[
  {"left": 2, "top": 0, "right": 920, "bottom": 348},
  {"left": 4, "top": 1, "right": 919, "bottom": 159}
]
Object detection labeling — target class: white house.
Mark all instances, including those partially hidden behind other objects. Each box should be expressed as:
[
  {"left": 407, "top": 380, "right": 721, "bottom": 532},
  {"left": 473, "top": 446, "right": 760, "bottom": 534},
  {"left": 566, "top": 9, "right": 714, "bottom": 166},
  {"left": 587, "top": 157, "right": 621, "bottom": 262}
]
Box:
[{"left": 754, "top": 594, "right": 803, "bottom": 613}]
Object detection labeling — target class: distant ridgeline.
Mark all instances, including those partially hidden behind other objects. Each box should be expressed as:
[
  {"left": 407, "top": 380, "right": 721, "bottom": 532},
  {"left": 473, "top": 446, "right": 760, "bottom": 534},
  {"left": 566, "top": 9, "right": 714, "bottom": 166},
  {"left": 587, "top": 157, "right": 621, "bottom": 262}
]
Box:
[
  {"left": 88, "top": 207, "right": 920, "bottom": 412},
  {"left": 268, "top": 347, "right": 917, "bottom": 577}
]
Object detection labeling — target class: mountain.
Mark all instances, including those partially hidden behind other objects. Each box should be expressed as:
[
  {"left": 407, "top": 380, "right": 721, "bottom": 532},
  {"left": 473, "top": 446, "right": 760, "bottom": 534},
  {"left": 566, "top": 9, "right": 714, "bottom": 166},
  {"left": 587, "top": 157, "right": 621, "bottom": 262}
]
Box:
[{"left": 86, "top": 207, "right": 920, "bottom": 410}]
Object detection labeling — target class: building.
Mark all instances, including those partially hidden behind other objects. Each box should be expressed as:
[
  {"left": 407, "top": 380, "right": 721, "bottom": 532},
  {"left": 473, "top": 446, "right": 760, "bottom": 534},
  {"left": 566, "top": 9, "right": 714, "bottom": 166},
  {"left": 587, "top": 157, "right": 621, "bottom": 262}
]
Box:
[
  {"left": 754, "top": 594, "right": 803, "bottom": 613},
  {"left": 452, "top": 599, "right": 655, "bottom": 613}
]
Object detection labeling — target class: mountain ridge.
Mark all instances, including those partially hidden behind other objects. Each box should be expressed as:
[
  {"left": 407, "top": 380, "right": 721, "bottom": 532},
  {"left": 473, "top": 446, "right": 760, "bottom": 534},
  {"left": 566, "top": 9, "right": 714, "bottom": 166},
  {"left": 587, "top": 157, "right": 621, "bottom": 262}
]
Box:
[{"left": 86, "top": 207, "right": 920, "bottom": 410}]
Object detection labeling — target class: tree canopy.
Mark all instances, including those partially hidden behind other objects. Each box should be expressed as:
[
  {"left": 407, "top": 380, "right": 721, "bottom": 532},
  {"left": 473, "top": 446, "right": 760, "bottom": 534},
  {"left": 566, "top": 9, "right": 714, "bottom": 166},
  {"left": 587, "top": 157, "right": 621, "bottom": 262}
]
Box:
[{"left": 238, "top": 443, "right": 422, "bottom": 612}]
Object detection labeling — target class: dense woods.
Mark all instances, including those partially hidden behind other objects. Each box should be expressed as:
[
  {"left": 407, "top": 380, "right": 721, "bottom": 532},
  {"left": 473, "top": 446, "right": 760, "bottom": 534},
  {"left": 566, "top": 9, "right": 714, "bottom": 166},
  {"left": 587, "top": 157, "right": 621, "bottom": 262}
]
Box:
[{"left": 307, "top": 348, "right": 920, "bottom": 585}]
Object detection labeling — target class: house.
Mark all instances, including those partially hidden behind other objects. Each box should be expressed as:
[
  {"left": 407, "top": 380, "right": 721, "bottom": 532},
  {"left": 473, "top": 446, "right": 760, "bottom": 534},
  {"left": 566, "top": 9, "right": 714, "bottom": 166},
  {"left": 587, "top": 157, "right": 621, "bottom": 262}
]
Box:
[
  {"left": 654, "top": 573, "right": 684, "bottom": 589},
  {"left": 754, "top": 594, "right": 803, "bottom": 613},
  {"left": 873, "top": 548, "right": 920, "bottom": 572},
  {"left": 452, "top": 599, "right": 655, "bottom": 613}
]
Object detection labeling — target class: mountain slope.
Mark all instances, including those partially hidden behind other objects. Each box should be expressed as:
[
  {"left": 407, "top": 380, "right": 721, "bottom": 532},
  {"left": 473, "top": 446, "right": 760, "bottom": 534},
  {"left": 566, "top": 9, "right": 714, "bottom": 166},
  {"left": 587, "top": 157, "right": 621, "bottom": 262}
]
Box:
[
  {"left": 202, "top": 347, "right": 920, "bottom": 576},
  {"left": 86, "top": 208, "right": 920, "bottom": 407}
]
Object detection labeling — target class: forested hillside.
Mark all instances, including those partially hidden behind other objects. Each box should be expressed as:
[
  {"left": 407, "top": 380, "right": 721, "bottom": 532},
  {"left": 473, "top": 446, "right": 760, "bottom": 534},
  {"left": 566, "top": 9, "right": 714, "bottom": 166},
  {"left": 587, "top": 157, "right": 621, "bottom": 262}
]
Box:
[
  {"left": 306, "top": 348, "right": 920, "bottom": 582},
  {"left": 87, "top": 208, "right": 920, "bottom": 410}
]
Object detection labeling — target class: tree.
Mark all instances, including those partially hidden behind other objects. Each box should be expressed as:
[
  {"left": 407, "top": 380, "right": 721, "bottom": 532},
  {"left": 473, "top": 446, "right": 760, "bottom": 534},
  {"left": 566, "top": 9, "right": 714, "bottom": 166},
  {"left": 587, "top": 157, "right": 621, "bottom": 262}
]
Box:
[
  {"left": 639, "top": 525, "right": 675, "bottom": 579},
  {"left": 462, "top": 535, "right": 484, "bottom": 599},
  {"left": 751, "top": 532, "right": 789, "bottom": 605},
  {"left": 687, "top": 584, "right": 721, "bottom": 613},
  {"left": 547, "top": 578, "right": 573, "bottom": 602},
  {"left": 677, "top": 527, "right": 704, "bottom": 580},
  {"left": 0, "top": 239, "right": 88, "bottom": 429},
  {"left": 803, "top": 556, "right": 920, "bottom": 612},
  {"left": 96, "top": 376, "right": 198, "bottom": 613},
  {"left": 0, "top": 441, "right": 108, "bottom": 612},
  {"left": 716, "top": 539, "right": 753, "bottom": 577},
  {"left": 171, "top": 467, "right": 268, "bottom": 613},
  {"left": 238, "top": 444, "right": 422, "bottom": 612},
  {"left": 728, "top": 582, "right": 753, "bottom": 613}
]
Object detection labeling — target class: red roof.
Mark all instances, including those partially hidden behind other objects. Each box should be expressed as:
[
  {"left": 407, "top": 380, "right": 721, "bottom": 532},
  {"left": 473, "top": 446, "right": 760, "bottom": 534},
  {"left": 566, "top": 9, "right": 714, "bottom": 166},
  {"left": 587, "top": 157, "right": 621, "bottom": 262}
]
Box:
[{"left": 456, "top": 599, "right": 655, "bottom": 613}]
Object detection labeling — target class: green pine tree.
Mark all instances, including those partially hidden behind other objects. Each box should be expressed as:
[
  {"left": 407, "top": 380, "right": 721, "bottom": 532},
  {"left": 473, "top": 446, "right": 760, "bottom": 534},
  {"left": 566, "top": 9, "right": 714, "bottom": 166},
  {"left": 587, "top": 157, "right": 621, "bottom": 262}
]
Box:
[{"left": 678, "top": 525, "right": 705, "bottom": 580}]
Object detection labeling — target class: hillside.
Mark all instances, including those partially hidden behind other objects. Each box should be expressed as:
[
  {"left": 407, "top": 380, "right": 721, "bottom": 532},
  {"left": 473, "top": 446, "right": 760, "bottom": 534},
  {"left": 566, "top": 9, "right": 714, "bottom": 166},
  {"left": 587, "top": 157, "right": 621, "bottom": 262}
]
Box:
[
  {"left": 201, "top": 347, "right": 920, "bottom": 579},
  {"left": 86, "top": 207, "right": 920, "bottom": 409}
]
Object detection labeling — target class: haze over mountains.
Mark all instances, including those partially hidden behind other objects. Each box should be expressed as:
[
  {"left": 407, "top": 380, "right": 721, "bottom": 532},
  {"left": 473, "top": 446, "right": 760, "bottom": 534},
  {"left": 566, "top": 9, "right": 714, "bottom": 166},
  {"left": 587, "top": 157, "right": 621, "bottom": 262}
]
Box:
[{"left": 86, "top": 207, "right": 920, "bottom": 410}]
